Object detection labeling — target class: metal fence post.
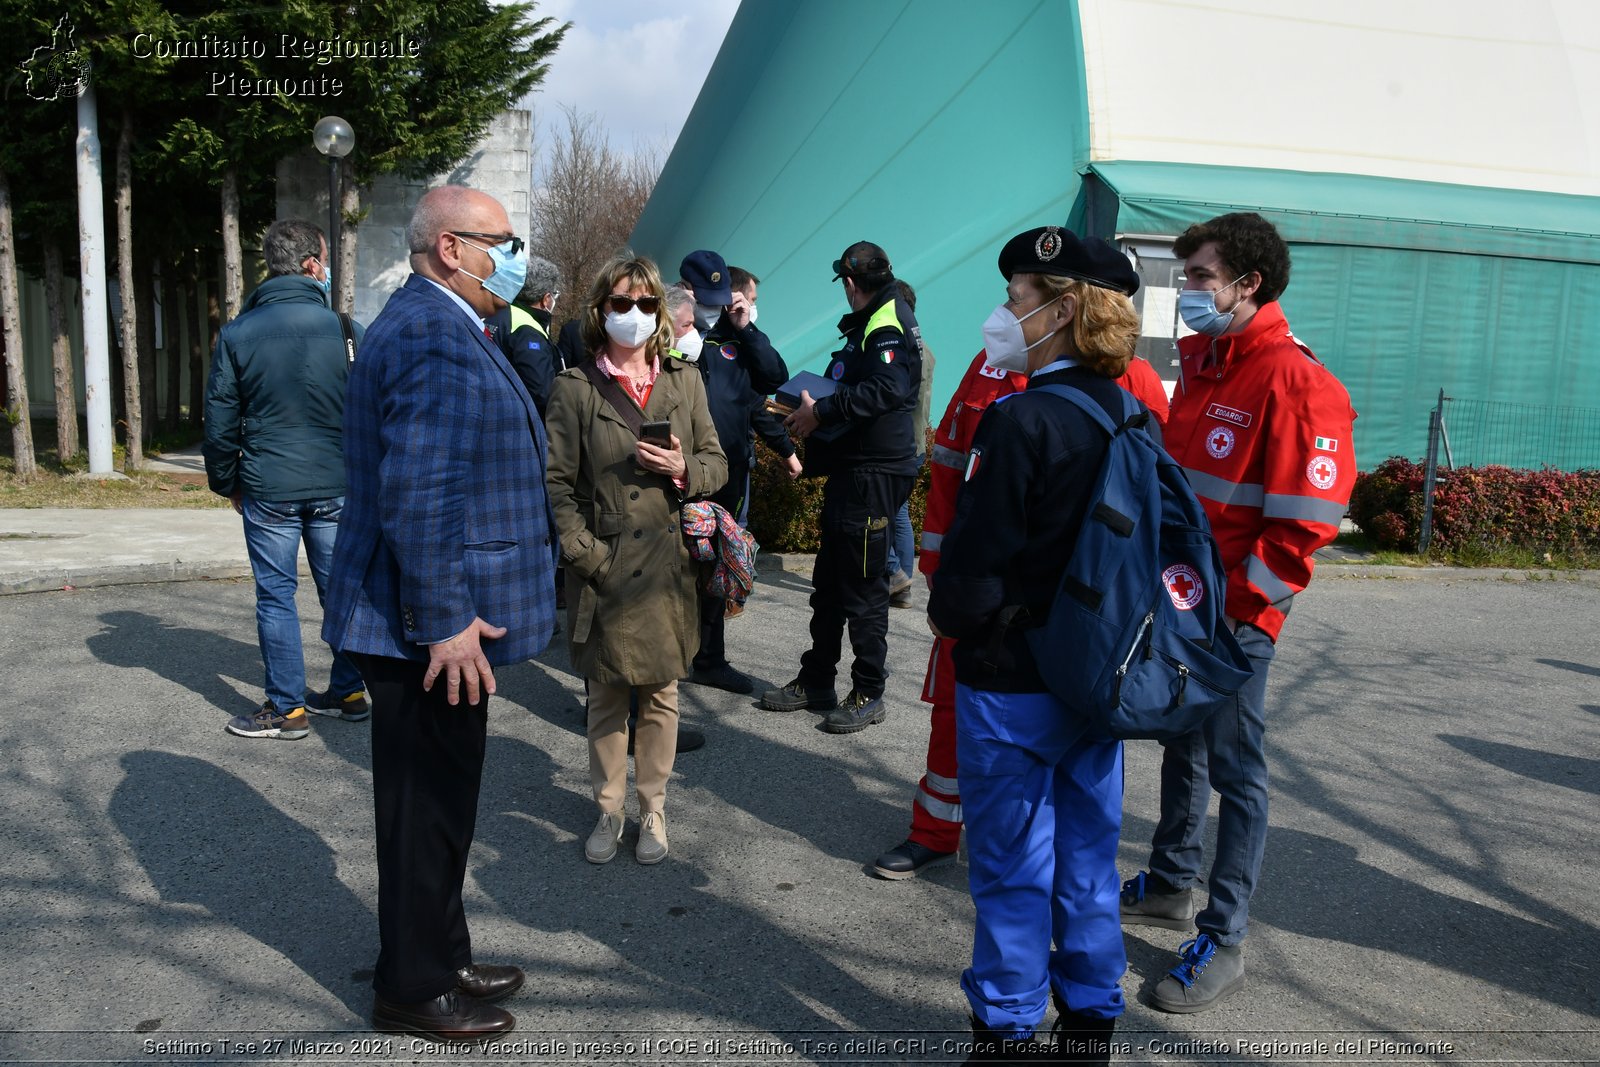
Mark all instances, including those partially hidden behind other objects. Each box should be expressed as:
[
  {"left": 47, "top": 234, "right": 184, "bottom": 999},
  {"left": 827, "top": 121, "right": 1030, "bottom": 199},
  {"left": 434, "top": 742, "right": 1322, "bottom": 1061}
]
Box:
[{"left": 1418, "top": 389, "right": 1444, "bottom": 553}]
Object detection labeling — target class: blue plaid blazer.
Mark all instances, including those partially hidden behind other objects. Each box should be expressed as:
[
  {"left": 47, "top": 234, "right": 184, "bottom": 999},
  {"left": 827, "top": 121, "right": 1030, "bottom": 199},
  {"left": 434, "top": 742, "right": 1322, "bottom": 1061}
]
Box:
[{"left": 323, "top": 275, "right": 559, "bottom": 665}]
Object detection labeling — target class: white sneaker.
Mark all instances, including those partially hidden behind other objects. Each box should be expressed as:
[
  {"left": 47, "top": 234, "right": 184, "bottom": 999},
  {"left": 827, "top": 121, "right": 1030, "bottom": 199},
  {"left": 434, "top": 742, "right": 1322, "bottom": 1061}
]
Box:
[
  {"left": 636, "top": 810, "right": 668, "bottom": 865},
  {"left": 584, "top": 810, "right": 625, "bottom": 864}
]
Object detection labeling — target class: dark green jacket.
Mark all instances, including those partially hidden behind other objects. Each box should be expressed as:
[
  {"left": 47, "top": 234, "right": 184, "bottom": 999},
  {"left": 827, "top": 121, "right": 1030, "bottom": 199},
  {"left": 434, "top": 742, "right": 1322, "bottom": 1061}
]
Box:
[{"left": 203, "top": 274, "right": 362, "bottom": 501}]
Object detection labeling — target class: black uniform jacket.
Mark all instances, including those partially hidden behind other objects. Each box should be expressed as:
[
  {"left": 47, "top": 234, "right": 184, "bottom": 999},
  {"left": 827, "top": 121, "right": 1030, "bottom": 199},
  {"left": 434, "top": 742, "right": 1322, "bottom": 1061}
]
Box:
[
  {"left": 928, "top": 364, "right": 1161, "bottom": 693},
  {"left": 805, "top": 283, "right": 922, "bottom": 478},
  {"left": 698, "top": 313, "right": 789, "bottom": 469}
]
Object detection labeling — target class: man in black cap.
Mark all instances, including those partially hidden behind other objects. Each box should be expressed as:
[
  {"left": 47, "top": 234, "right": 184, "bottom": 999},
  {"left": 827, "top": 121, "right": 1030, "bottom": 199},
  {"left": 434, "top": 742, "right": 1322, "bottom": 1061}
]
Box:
[
  {"left": 677, "top": 249, "right": 790, "bottom": 693},
  {"left": 928, "top": 224, "right": 1144, "bottom": 1062},
  {"left": 761, "top": 241, "right": 922, "bottom": 735}
]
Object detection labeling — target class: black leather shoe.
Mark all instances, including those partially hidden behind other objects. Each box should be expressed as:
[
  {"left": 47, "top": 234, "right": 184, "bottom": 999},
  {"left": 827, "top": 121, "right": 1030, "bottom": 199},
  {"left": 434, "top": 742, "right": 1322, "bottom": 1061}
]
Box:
[
  {"left": 371, "top": 991, "right": 515, "bottom": 1039},
  {"left": 871, "top": 839, "right": 957, "bottom": 880},
  {"left": 455, "top": 963, "right": 524, "bottom": 1002},
  {"left": 628, "top": 725, "right": 705, "bottom": 754},
  {"left": 1052, "top": 992, "right": 1115, "bottom": 1065},
  {"left": 688, "top": 663, "right": 755, "bottom": 694}
]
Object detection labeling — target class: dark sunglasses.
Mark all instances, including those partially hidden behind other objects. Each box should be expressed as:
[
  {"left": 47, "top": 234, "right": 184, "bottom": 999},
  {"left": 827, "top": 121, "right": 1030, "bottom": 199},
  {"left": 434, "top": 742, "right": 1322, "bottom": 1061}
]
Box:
[
  {"left": 451, "top": 231, "right": 524, "bottom": 256},
  {"left": 605, "top": 294, "right": 660, "bottom": 315}
]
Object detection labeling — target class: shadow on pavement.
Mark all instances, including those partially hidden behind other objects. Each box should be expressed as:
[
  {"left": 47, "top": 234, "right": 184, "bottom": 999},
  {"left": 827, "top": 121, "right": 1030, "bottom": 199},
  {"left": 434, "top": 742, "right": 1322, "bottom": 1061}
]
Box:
[
  {"left": 1256, "top": 826, "right": 1600, "bottom": 1018},
  {"left": 1439, "top": 734, "right": 1600, "bottom": 796},
  {"left": 1536, "top": 657, "right": 1600, "bottom": 678},
  {"left": 109, "top": 750, "right": 373, "bottom": 1019},
  {"left": 472, "top": 734, "right": 937, "bottom": 1036},
  {"left": 88, "top": 611, "right": 260, "bottom": 717}
]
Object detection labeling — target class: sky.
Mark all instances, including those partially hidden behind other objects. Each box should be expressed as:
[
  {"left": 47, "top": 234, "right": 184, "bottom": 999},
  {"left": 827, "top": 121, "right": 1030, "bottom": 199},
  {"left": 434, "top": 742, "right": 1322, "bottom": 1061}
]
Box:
[{"left": 516, "top": 0, "right": 741, "bottom": 161}]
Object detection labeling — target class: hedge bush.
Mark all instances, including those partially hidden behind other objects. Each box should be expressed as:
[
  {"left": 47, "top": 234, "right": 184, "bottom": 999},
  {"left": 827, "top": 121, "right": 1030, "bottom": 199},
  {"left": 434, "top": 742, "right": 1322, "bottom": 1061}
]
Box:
[
  {"left": 747, "top": 431, "right": 933, "bottom": 554},
  {"left": 1350, "top": 456, "right": 1600, "bottom": 562}
]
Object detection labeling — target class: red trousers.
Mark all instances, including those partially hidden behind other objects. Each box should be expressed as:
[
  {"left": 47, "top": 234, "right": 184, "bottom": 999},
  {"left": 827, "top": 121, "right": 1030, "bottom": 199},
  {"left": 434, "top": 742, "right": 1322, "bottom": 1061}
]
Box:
[{"left": 908, "top": 636, "right": 962, "bottom": 853}]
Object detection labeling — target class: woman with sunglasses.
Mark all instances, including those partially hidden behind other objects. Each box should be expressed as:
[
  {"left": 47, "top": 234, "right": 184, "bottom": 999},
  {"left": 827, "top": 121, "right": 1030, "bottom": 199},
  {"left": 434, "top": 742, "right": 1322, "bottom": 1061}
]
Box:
[{"left": 544, "top": 255, "right": 727, "bottom": 866}]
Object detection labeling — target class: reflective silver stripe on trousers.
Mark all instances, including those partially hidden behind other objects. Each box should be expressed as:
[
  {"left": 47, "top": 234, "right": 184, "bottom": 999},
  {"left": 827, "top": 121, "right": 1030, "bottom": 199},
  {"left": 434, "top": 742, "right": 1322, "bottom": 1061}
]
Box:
[
  {"left": 1263, "top": 493, "right": 1347, "bottom": 526},
  {"left": 1183, "top": 467, "right": 1264, "bottom": 509},
  {"left": 932, "top": 444, "right": 966, "bottom": 470},
  {"left": 1247, "top": 553, "right": 1298, "bottom": 611},
  {"left": 916, "top": 789, "right": 963, "bottom": 824},
  {"left": 919, "top": 531, "right": 943, "bottom": 553},
  {"left": 923, "top": 770, "right": 960, "bottom": 797}
]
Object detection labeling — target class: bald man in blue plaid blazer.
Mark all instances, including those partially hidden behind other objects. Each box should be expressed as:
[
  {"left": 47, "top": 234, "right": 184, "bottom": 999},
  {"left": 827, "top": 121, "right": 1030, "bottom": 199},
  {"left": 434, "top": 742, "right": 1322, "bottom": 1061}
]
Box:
[{"left": 323, "top": 186, "right": 557, "bottom": 1041}]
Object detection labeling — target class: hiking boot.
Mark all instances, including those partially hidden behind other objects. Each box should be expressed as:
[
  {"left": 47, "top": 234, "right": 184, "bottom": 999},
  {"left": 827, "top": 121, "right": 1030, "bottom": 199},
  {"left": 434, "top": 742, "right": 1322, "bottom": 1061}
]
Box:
[
  {"left": 1119, "top": 871, "right": 1196, "bottom": 930},
  {"left": 823, "top": 690, "right": 886, "bottom": 734},
  {"left": 962, "top": 1016, "right": 1047, "bottom": 1064},
  {"left": 759, "top": 677, "right": 838, "bottom": 713},
  {"left": 226, "top": 702, "right": 310, "bottom": 740},
  {"left": 1149, "top": 934, "right": 1244, "bottom": 1014},
  {"left": 888, "top": 569, "right": 914, "bottom": 597},
  {"left": 636, "top": 810, "right": 668, "bottom": 865},
  {"left": 584, "top": 810, "right": 625, "bottom": 864},
  {"left": 688, "top": 663, "right": 755, "bottom": 694},
  {"left": 306, "top": 688, "right": 371, "bottom": 722},
  {"left": 890, "top": 586, "right": 914, "bottom": 608},
  {"left": 871, "top": 839, "right": 956, "bottom": 880}
]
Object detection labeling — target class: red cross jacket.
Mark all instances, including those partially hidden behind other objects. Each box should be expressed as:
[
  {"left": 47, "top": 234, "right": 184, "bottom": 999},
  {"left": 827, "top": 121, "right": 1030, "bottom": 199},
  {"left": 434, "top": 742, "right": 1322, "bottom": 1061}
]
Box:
[
  {"left": 1167, "top": 301, "right": 1356, "bottom": 641},
  {"left": 917, "top": 350, "right": 1030, "bottom": 577}
]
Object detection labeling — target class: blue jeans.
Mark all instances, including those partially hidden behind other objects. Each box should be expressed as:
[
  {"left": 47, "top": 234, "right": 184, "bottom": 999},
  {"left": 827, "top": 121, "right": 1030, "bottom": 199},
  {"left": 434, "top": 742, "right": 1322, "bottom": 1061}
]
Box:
[
  {"left": 957, "top": 685, "right": 1126, "bottom": 1037},
  {"left": 1147, "top": 622, "right": 1277, "bottom": 946},
  {"left": 886, "top": 499, "right": 914, "bottom": 576},
  {"left": 241, "top": 496, "right": 364, "bottom": 712}
]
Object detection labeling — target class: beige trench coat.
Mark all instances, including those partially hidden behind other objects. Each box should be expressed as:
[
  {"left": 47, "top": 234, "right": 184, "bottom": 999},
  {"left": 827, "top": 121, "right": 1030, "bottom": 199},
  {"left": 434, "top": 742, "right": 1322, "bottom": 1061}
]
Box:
[{"left": 545, "top": 357, "right": 728, "bottom": 686}]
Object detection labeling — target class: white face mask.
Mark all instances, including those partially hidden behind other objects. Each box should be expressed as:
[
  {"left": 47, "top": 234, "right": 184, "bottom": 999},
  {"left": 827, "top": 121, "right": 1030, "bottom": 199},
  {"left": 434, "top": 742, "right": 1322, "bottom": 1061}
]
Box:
[
  {"left": 747, "top": 304, "right": 758, "bottom": 325},
  {"left": 693, "top": 302, "right": 722, "bottom": 331},
  {"left": 981, "top": 297, "right": 1061, "bottom": 374},
  {"left": 604, "top": 307, "right": 657, "bottom": 348},
  {"left": 676, "top": 328, "right": 704, "bottom": 362}
]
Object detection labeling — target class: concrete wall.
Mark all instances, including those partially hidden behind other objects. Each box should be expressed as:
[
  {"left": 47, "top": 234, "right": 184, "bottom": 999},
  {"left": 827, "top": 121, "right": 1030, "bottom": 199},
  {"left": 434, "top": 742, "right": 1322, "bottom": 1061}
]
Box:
[{"left": 276, "top": 109, "right": 532, "bottom": 326}]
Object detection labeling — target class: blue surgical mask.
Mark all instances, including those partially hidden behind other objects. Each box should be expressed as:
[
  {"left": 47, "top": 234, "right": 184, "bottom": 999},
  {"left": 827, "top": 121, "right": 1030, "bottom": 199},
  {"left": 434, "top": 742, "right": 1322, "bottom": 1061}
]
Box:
[
  {"left": 1177, "top": 276, "right": 1247, "bottom": 337},
  {"left": 458, "top": 237, "right": 528, "bottom": 304}
]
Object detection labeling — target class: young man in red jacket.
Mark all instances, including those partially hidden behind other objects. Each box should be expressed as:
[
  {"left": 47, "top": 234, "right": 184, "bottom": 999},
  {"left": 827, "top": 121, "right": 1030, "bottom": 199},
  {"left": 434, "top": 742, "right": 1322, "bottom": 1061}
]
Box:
[{"left": 1120, "top": 212, "right": 1356, "bottom": 1012}]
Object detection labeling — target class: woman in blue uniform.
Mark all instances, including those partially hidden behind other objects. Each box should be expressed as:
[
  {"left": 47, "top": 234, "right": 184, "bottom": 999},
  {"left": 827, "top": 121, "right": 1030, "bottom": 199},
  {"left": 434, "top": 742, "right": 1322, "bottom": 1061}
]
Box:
[{"left": 928, "top": 226, "right": 1144, "bottom": 1065}]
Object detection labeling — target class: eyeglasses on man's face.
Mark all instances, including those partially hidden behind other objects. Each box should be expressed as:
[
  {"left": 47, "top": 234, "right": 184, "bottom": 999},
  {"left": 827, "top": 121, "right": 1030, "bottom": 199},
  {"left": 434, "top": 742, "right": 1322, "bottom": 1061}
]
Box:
[{"left": 451, "top": 232, "right": 524, "bottom": 256}]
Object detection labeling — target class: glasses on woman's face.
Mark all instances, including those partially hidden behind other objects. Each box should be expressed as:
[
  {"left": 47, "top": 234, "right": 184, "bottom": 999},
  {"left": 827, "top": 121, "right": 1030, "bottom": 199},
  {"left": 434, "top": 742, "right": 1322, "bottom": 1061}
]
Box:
[{"left": 606, "top": 293, "right": 660, "bottom": 315}]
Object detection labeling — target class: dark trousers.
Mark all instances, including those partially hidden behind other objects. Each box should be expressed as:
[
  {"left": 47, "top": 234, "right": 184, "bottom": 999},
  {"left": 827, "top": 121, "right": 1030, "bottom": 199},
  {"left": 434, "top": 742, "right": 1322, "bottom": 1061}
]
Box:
[
  {"left": 799, "top": 469, "right": 913, "bottom": 698},
  {"left": 693, "top": 462, "right": 749, "bottom": 672},
  {"left": 353, "top": 651, "right": 489, "bottom": 1003}
]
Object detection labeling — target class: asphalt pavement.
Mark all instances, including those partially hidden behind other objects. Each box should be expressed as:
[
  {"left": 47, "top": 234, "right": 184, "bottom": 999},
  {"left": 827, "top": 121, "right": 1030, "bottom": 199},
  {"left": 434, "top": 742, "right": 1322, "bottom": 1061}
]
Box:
[{"left": 0, "top": 513, "right": 1597, "bottom": 1065}]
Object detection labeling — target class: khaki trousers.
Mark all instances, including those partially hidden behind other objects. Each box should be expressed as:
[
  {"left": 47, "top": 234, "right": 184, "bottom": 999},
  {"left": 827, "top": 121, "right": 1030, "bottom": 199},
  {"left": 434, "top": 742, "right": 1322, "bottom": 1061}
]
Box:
[{"left": 587, "top": 678, "right": 679, "bottom": 815}]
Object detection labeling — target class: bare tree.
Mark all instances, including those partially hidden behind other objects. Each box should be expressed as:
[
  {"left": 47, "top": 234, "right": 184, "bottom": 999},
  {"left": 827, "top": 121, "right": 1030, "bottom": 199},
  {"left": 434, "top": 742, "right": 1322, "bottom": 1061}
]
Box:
[
  {"left": 43, "top": 241, "right": 77, "bottom": 460},
  {"left": 532, "top": 106, "right": 660, "bottom": 327},
  {"left": 115, "top": 116, "right": 144, "bottom": 469},
  {"left": 0, "top": 173, "right": 35, "bottom": 477}
]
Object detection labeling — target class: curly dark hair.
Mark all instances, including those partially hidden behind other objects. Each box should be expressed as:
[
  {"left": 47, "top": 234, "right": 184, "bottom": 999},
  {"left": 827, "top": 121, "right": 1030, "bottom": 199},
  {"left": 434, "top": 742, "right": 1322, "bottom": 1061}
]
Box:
[{"left": 1172, "top": 212, "right": 1291, "bottom": 305}]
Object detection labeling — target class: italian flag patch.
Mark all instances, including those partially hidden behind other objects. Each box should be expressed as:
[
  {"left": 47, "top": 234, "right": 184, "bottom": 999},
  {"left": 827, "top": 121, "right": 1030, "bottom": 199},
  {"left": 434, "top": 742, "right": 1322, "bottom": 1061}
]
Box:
[
  {"left": 1314, "top": 436, "right": 1338, "bottom": 452},
  {"left": 880, "top": 351, "right": 894, "bottom": 363}
]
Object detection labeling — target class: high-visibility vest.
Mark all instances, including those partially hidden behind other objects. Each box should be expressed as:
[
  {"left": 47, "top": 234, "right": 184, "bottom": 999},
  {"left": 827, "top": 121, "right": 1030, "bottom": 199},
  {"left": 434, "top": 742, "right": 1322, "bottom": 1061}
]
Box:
[{"left": 509, "top": 305, "right": 548, "bottom": 339}]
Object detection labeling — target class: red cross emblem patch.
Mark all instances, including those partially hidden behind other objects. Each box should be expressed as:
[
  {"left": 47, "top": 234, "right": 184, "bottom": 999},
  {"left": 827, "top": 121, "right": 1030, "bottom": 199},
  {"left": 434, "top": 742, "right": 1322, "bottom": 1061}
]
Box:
[
  {"left": 1206, "top": 426, "right": 1235, "bottom": 459},
  {"left": 1306, "top": 456, "right": 1338, "bottom": 490},
  {"left": 1162, "top": 564, "right": 1204, "bottom": 611}
]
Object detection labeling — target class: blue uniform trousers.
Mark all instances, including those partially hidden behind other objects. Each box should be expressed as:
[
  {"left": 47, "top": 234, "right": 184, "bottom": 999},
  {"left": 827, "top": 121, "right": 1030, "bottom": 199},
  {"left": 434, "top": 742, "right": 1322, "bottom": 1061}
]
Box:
[{"left": 956, "top": 684, "right": 1125, "bottom": 1037}]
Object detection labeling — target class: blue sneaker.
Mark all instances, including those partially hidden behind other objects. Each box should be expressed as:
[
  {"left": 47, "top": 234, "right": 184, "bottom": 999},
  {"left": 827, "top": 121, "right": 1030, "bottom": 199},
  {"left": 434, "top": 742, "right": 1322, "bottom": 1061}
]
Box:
[
  {"left": 307, "top": 688, "right": 371, "bottom": 722},
  {"left": 226, "top": 702, "right": 310, "bottom": 740},
  {"left": 1150, "top": 933, "right": 1244, "bottom": 1014}
]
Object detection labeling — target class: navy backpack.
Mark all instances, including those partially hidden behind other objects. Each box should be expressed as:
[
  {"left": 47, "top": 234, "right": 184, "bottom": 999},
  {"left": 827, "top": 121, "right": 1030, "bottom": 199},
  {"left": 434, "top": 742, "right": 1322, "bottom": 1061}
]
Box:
[{"left": 1024, "top": 383, "right": 1253, "bottom": 741}]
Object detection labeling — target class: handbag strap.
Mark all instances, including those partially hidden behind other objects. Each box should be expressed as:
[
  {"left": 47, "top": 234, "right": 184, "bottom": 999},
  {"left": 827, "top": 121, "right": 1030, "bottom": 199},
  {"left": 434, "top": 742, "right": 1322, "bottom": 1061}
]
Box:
[{"left": 580, "top": 360, "right": 645, "bottom": 437}]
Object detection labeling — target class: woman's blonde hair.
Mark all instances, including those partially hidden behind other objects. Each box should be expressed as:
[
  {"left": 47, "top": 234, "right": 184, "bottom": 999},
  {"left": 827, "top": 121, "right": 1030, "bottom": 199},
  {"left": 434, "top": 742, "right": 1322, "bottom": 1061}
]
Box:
[
  {"left": 1030, "top": 274, "right": 1139, "bottom": 378},
  {"left": 580, "top": 254, "right": 675, "bottom": 358}
]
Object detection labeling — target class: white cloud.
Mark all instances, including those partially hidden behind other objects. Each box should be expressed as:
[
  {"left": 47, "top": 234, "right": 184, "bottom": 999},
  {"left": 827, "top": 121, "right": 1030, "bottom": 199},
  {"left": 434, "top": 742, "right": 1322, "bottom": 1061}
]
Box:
[{"left": 519, "top": 0, "right": 740, "bottom": 158}]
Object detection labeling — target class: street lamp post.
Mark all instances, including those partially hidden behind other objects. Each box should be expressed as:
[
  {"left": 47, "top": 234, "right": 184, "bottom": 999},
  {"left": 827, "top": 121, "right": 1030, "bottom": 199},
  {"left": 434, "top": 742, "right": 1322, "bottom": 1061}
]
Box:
[{"left": 312, "top": 116, "right": 354, "bottom": 307}]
